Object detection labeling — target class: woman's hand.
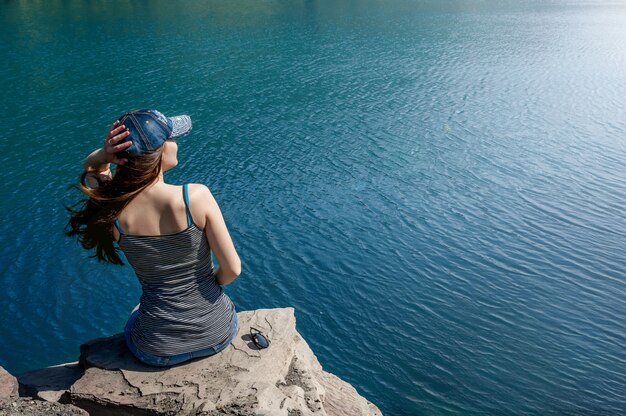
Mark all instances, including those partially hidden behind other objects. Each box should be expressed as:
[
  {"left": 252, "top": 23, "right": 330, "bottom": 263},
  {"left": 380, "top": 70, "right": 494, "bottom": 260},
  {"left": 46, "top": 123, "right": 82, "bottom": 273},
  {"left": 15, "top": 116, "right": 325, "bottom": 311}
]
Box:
[
  {"left": 83, "top": 120, "right": 134, "bottom": 185},
  {"left": 103, "top": 120, "right": 132, "bottom": 165}
]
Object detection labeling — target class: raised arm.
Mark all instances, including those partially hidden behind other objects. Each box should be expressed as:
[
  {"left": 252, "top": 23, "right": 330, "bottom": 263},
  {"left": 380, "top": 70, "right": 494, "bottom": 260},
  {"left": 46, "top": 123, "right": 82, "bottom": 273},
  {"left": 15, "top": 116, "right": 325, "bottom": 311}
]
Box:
[
  {"left": 189, "top": 184, "right": 241, "bottom": 285},
  {"left": 84, "top": 120, "right": 133, "bottom": 187}
]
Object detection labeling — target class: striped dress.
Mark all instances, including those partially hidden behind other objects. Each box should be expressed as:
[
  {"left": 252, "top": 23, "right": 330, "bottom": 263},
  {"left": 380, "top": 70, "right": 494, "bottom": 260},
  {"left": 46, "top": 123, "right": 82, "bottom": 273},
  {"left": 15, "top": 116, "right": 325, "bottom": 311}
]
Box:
[{"left": 115, "top": 184, "right": 236, "bottom": 356}]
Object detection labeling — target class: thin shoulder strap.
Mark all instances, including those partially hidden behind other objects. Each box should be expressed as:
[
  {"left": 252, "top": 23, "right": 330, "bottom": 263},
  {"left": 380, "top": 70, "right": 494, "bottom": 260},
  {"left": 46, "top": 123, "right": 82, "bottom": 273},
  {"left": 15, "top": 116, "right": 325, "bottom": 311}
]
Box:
[
  {"left": 113, "top": 218, "right": 124, "bottom": 234},
  {"left": 182, "top": 184, "right": 192, "bottom": 226}
]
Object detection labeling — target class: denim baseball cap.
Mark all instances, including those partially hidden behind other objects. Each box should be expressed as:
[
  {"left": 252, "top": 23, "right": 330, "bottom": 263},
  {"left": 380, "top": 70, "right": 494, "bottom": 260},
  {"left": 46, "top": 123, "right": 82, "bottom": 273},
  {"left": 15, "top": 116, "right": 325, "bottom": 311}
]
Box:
[{"left": 116, "top": 109, "right": 192, "bottom": 156}]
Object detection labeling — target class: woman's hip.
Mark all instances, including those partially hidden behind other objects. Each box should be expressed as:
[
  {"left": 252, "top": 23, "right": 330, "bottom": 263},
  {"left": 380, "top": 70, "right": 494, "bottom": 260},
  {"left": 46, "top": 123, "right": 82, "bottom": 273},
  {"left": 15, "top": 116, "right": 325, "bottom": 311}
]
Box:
[{"left": 123, "top": 308, "right": 238, "bottom": 367}]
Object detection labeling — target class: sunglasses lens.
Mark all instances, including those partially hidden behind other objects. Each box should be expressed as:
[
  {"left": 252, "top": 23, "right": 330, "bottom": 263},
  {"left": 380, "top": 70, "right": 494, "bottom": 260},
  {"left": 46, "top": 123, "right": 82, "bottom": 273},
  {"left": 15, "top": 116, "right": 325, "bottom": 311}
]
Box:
[{"left": 254, "top": 334, "right": 269, "bottom": 349}]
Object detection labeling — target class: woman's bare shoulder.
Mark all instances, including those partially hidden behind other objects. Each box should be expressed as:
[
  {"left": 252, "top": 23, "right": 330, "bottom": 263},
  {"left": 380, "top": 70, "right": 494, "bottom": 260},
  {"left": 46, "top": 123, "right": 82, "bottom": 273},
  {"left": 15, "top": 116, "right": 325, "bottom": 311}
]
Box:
[
  {"left": 187, "top": 182, "right": 211, "bottom": 192},
  {"left": 187, "top": 183, "right": 213, "bottom": 202},
  {"left": 186, "top": 183, "right": 220, "bottom": 227}
]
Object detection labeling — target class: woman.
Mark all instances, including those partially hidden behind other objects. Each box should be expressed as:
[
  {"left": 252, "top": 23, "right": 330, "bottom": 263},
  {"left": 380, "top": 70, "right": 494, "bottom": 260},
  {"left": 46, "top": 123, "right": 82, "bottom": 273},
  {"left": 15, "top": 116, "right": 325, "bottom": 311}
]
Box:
[{"left": 66, "top": 109, "right": 241, "bottom": 367}]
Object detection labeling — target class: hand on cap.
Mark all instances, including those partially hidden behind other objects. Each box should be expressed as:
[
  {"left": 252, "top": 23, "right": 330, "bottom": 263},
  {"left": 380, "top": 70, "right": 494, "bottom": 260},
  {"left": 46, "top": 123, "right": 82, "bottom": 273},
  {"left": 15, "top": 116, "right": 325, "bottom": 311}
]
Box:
[{"left": 104, "top": 120, "right": 133, "bottom": 165}]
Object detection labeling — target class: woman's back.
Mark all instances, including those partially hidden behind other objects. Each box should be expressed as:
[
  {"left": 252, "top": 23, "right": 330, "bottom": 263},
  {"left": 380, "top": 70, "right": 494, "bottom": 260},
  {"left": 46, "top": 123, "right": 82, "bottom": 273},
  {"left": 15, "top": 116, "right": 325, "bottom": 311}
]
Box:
[
  {"left": 113, "top": 183, "right": 192, "bottom": 238},
  {"left": 115, "top": 184, "right": 236, "bottom": 356}
]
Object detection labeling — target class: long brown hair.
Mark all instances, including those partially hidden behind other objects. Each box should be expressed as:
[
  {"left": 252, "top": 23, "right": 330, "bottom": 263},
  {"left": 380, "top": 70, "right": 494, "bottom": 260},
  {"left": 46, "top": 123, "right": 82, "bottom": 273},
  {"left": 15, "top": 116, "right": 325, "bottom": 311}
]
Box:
[{"left": 65, "top": 148, "right": 164, "bottom": 265}]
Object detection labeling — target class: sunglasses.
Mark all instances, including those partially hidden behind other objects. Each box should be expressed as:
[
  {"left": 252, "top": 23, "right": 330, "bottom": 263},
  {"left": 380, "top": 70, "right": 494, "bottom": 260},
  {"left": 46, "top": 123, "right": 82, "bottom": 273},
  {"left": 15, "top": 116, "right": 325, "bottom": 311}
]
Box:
[{"left": 250, "top": 327, "right": 271, "bottom": 350}]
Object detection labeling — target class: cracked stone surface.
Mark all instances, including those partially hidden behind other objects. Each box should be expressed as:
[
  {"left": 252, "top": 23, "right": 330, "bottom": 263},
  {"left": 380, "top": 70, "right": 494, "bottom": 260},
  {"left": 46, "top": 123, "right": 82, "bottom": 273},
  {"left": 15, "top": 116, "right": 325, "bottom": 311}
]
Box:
[
  {"left": 7, "top": 308, "right": 382, "bottom": 416},
  {"left": 16, "top": 362, "right": 83, "bottom": 403},
  {"left": 0, "top": 367, "right": 19, "bottom": 406}
]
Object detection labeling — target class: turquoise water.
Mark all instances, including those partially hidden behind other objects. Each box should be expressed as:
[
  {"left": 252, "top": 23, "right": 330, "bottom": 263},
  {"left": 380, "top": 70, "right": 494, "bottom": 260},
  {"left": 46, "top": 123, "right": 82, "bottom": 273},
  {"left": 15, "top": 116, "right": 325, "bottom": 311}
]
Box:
[{"left": 1, "top": 1, "right": 625, "bottom": 414}]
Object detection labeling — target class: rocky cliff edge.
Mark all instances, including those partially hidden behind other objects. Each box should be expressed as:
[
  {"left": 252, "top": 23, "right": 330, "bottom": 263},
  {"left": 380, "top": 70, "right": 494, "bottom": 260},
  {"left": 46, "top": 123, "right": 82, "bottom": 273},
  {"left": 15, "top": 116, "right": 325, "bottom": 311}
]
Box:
[{"left": 1, "top": 308, "right": 382, "bottom": 416}]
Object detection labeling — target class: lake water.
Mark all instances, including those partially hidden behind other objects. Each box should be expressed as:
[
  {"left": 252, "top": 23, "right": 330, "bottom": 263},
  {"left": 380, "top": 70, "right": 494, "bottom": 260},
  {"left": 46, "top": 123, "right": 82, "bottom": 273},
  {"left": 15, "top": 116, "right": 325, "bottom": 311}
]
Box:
[{"left": 1, "top": 1, "right": 625, "bottom": 414}]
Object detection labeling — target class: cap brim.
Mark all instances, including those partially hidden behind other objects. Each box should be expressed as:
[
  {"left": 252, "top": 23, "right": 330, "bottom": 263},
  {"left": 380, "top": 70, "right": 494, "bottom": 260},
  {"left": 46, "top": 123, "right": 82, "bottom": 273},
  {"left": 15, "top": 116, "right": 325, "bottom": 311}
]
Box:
[{"left": 168, "top": 115, "right": 192, "bottom": 138}]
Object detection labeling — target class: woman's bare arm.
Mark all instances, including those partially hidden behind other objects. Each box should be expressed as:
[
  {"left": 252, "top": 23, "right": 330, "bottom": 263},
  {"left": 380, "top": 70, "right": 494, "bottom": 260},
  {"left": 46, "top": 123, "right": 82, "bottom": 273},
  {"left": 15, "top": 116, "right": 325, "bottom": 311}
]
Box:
[
  {"left": 190, "top": 184, "right": 241, "bottom": 285},
  {"left": 83, "top": 148, "right": 114, "bottom": 187},
  {"left": 84, "top": 120, "right": 132, "bottom": 187}
]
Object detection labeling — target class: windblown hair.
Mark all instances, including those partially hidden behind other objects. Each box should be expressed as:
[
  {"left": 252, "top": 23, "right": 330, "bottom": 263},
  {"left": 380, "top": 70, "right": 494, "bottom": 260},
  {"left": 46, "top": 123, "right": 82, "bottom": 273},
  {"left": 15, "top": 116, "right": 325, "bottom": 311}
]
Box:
[{"left": 65, "top": 148, "right": 164, "bottom": 265}]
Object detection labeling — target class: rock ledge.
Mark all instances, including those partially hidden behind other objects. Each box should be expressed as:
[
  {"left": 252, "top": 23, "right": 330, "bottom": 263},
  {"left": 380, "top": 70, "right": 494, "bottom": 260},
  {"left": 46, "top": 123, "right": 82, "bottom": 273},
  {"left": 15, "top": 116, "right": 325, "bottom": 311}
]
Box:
[{"left": 2, "top": 308, "right": 382, "bottom": 416}]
